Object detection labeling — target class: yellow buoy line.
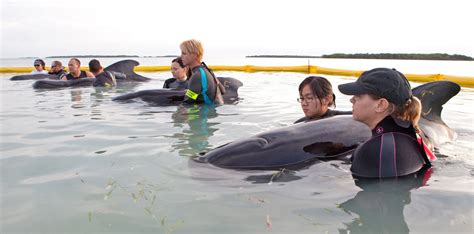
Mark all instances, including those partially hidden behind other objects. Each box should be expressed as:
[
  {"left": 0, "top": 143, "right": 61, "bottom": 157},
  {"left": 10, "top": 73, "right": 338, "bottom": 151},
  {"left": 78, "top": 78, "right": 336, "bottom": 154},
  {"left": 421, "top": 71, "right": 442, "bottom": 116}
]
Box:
[{"left": 1, "top": 65, "right": 473, "bottom": 87}]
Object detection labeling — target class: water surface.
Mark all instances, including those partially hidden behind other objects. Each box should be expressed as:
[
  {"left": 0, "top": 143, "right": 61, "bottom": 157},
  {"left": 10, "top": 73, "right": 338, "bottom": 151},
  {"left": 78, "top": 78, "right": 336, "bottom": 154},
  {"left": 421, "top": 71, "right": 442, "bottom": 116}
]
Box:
[{"left": 1, "top": 58, "right": 473, "bottom": 233}]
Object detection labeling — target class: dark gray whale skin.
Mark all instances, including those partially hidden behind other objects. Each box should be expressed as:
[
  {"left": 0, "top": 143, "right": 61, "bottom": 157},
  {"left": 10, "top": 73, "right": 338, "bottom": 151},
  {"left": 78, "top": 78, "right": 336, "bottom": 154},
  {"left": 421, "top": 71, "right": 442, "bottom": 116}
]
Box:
[
  {"left": 195, "top": 81, "right": 461, "bottom": 170},
  {"left": 196, "top": 115, "right": 371, "bottom": 170},
  {"left": 30, "top": 60, "right": 151, "bottom": 89},
  {"left": 33, "top": 77, "right": 95, "bottom": 89},
  {"left": 10, "top": 73, "right": 59, "bottom": 81},
  {"left": 112, "top": 77, "right": 243, "bottom": 105},
  {"left": 413, "top": 81, "right": 460, "bottom": 147}
]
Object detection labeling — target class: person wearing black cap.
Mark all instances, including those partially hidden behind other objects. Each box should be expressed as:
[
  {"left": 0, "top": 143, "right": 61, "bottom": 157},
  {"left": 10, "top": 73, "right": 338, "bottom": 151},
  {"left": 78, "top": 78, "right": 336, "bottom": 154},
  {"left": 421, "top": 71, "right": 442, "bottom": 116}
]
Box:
[
  {"left": 338, "top": 68, "right": 431, "bottom": 178},
  {"left": 88, "top": 59, "right": 116, "bottom": 87},
  {"left": 31, "top": 59, "right": 48, "bottom": 74}
]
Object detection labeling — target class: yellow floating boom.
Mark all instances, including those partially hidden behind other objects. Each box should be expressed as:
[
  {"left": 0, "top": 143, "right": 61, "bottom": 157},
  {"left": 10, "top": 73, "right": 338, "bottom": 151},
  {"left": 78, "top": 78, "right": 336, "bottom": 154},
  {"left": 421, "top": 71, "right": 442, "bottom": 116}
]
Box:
[{"left": 1, "top": 65, "right": 473, "bottom": 87}]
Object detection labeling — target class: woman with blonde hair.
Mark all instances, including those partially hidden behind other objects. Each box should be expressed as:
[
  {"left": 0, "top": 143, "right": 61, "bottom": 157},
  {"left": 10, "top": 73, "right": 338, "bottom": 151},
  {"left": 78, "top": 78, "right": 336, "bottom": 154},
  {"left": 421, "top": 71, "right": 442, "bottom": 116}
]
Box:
[
  {"left": 338, "top": 68, "right": 431, "bottom": 178},
  {"left": 180, "top": 39, "right": 224, "bottom": 105}
]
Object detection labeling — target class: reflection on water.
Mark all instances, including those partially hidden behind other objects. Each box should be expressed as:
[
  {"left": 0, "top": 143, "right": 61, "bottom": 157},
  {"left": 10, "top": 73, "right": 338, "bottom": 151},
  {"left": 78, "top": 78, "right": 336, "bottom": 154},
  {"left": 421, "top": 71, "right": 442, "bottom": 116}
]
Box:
[
  {"left": 244, "top": 168, "right": 305, "bottom": 184},
  {"left": 169, "top": 105, "right": 219, "bottom": 157},
  {"left": 339, "top": 168, "right": 432, "bottom": 234},
  {"left": 70, "top": 90, "right": 85, "bottom": 108}
]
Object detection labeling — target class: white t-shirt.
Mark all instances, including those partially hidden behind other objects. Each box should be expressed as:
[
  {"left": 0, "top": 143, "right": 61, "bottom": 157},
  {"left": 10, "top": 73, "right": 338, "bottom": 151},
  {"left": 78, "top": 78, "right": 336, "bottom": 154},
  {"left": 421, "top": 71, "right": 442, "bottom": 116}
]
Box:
[{"left": 31, "top": 70, "right": 49, "bottom": 74}]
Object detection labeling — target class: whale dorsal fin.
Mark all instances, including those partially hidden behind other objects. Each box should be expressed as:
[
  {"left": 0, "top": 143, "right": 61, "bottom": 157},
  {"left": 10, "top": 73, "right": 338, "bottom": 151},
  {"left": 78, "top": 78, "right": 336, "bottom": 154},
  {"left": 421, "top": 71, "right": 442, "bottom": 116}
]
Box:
[
  {"left": 104, "top": 59, "right": 150, "bottom": 81},
  {"left": 412, "top": 81, "right": 460, "bottom": 124}
]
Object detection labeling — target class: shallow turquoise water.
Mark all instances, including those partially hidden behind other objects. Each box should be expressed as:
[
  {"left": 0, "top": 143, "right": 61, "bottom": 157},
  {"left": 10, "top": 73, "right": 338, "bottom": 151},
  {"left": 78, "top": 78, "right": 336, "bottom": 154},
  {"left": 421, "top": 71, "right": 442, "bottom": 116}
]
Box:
[{"left": 1, "top": 58, "right": 473, "bottom": 233}]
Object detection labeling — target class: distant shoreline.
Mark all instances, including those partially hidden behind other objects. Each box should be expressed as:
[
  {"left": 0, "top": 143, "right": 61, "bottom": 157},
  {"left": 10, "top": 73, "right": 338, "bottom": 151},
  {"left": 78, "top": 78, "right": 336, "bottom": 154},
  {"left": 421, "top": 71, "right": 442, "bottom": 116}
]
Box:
[
  {"left": 247, "top": 55, "right": 321, "bottom": 58},
  {"left": 45, "top": 55, "right": 179, "bottom": 58},
  {"left": 247, "top": 53, "right": 474, "bottom": 61}
]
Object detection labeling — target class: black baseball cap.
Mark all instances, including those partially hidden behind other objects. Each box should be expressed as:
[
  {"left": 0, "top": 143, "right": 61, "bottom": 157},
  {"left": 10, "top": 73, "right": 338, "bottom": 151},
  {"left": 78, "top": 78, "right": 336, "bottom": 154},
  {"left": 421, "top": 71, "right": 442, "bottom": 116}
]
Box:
[
  {"left": 338, "top": 68, "right": 412, "bottom": 106},
  {"left": 34, "top": 59, "right": 45, "bottom": 66}
]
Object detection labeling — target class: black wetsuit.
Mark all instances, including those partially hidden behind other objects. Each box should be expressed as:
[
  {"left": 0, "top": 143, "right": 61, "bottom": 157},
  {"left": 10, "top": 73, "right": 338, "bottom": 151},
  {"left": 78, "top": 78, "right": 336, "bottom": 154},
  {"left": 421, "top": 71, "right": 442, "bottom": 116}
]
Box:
[
  {"left": 65, "top": 71, "right": 88, "bottom": 80},
  {"left": 93, "top": 71, "right": 116, "bottom": 87},
  {"left": 350, "top": 115, "right": 430, "bottom": 178},
  {"left": 184, "top": 65, "right": 217, "bottom": 104},
  {"left": 49, "top": 69, "right": 66, "bottom": 80},
  {"left": 294, "top": 109, "right": 352, "bottom": 123},
  {"left": 163, "top": 78, "right": 189, "bottom": 90}
]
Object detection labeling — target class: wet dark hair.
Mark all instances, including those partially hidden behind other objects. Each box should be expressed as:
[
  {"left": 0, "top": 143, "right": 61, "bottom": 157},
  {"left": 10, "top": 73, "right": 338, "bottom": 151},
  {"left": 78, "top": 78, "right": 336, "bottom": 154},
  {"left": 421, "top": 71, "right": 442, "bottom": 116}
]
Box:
[
  {"left": 298, "top": 76, "right": 336, "bottom": 108},
  {"left": 172, "top": 57, "right": 185, "bottom": 68},
  {"left": 88, "top": 59, "right": 101, "bottom": 73}
]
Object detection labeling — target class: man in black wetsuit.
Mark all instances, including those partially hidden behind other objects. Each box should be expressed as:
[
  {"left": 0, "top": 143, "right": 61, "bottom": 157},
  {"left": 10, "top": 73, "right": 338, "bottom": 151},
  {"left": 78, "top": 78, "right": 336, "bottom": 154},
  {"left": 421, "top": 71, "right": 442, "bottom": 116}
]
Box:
[
  {"left": 88, "top": 59, "right": 116, "bottom": 87},
  {"left": 48, "top": 61, "right": 67, "bottom": 80},
  {"left": 62, "top": 58, "right": 94, "bottom": 80},
  {"left": 180, "top": 39, "right": 223, "bottom": 105}
]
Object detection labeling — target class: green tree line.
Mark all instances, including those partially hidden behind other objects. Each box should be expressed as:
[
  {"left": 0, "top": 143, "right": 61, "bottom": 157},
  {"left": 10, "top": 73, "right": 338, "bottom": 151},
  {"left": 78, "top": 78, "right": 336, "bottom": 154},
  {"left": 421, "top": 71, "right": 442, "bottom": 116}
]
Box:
[{"left": 321, "top": 53, "right": 473, "bottom": 61}]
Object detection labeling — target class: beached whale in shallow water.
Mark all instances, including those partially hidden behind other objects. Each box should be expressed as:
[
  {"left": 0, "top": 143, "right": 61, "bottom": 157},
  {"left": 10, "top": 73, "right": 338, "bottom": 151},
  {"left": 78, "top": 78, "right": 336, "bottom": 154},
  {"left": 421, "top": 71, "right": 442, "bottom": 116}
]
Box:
[
  {"left": 10, "top": 73, "right": 58, "bottom": 80},
  {"left": 30, "top": 60, "right": 151, "bottom": 89},
  {"left": 112, "top": 77, "right": 243, "bottom": 105},
  {"left": 194, "top": 81, "right": 461, "bottom": 170}
]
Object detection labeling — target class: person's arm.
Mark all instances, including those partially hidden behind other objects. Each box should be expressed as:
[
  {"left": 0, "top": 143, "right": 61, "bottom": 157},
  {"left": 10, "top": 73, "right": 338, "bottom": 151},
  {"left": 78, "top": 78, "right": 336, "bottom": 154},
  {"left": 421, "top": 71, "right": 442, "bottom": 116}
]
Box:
[
  {"left": 184, "top": 73, "right": 202, "bottom": 103},
  {"left": 86, "top": 71, "right": 95, "bottom": 78}
]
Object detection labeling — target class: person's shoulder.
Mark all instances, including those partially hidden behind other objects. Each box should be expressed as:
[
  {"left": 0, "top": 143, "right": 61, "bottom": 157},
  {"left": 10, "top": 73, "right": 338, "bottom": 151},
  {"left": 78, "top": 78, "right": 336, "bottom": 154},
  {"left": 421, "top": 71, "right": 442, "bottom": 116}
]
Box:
[
  {"left": 165, "top": 78, "right": 176, "bottom": 83},
  {"left": 95, "top": 71, "right": 106, "bottom": 78},
  {"left": 85, "top": 71, "right": 95, "bottom": 78},
  {"left": 294, "top": 116, "right": 308, "bottom": 124},
  {"left": 163, "top": 78, "right": 177, "bottom": 88},
  {"left": 31, "top": 70, "right": 47, "bottom": 74},
  {"left": 327, "top": 109, "right": 352, "bottom": 117}
]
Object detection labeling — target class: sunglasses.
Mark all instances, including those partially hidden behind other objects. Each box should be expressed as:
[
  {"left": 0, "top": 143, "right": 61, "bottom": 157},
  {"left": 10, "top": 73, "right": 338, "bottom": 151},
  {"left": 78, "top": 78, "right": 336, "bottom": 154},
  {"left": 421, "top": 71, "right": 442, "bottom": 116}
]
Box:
[{"left": 34, "top": 64, "right": 41, "bottom": 67}]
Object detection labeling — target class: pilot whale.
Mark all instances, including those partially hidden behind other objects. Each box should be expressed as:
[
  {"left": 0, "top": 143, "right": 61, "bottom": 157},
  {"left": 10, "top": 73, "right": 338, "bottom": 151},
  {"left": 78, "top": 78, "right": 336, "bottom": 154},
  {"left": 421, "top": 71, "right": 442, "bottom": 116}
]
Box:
[
  {"left": 10, "top": 73, "right": 58, "bottom": 80},
  {"left": 30, "top": 60, "right": 151, "bottom": 89},
  {"left": 194, "top": 81, "right": 461, "bottom": 170},
  {"left": 413, "top": 81, "right": 460, "bottom": 148},
  {"left": 112, "top": 77, "right": 243, "bottom": 105}
]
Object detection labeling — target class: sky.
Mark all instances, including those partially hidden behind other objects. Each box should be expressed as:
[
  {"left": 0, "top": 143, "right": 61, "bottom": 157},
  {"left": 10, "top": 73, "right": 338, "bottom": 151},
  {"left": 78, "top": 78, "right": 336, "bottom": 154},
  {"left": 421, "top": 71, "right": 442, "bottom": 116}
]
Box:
[{"left": 1, "top": 0, "right": 473, "bottom": 58}]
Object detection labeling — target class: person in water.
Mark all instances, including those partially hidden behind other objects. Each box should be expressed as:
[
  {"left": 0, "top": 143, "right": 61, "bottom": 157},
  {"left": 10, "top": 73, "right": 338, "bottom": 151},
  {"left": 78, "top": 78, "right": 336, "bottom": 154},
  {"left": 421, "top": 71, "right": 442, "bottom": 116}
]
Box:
[
  {"left": 61, "top": 58, "right": 94, "bottom": 80},
  {"left": 88, "top": 59, "right": 116, "bottom": 87},
  {"left": 48, "top": 61, "right": 66, "bottom": 79},
  {"left": 31, "top": 59, "right": 48, "bottom": 74},
  {"left": 338, "top": 68, "right": 432, "bottom": 178},
  {"left": 163, "top": 57, "right": 188, "bottom": 89},
  {"left": 295, "top": 76, "right": 351, "bottom": 123},
  {"left": 180, "top": 39, "right": 224, "bottom": 105}
]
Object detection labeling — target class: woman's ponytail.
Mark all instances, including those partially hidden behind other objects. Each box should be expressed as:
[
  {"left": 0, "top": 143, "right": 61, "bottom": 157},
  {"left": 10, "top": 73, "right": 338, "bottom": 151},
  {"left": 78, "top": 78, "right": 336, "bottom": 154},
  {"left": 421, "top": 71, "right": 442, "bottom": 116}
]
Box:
[{"left": 394, "top": 96, "right": 422, "bottom": 132}]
